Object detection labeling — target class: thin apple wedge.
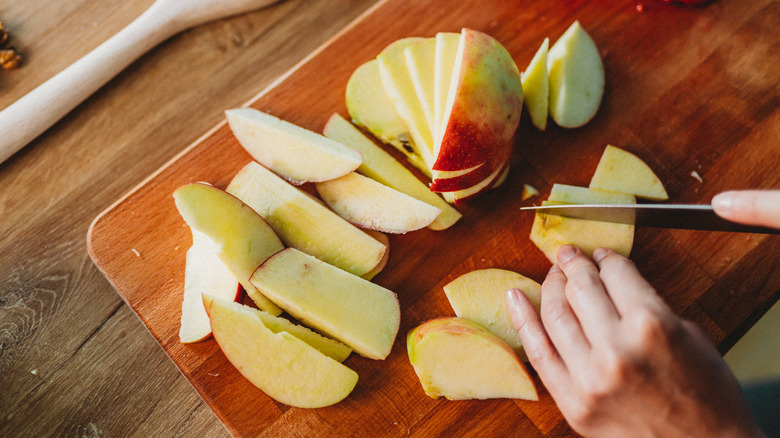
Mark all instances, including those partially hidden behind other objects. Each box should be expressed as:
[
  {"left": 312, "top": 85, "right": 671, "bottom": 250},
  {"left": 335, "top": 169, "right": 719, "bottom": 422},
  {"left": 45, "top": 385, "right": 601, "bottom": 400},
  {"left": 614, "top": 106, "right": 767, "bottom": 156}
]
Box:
[
  {"left": 407, "top": 317, "right": 538, "bottom": 401},
  {"left": 323, "top": 113, "right": 461, "bottom": 230},
  {"left": 404, "top": 38, "right": 437, "bottom": 131},
  {"left": 361, "top": 229, "right": 390, "bottom": 281},
  {"left": 433, "top": 32, "right": 460, "bottom": 144},
  {"left": 225, "top": 108, "right": 362, "bottom": 185},
  {"left": 443, "top": 268, "right": 541, "bottom": 361},
  {"left": 589, "top": 145, "right": 669, "bottom": 201},
  {"left": 547, "top": 21, "right": 604, "bottom": 128},
  {"left": 226, "top": 161, "right": 386, "bottom": 278},
  {"left": 179, "top": 229, "right": 242, "bottom": 343},
  {"left": 446, "top": 159, "right": 510, "bottom": 204},
  {"left": 203, "top": 295, "right": 358, "bottom": 408},
  {"left": 173, "top": 183, "right": 283, "bottom": 315},
  {"left": 521, "top": 38, "right": 550, "bottom": 131},
  {"left": 250, "top": 248, "right": 401, "bottom": 360}
]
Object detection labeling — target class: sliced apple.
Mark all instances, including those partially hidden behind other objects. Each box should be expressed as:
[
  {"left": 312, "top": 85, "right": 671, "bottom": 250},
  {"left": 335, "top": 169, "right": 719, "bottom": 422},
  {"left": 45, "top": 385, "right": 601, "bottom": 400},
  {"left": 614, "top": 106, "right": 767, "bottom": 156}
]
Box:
[
  {"left": 345, "top": 59, "right": 429, "bottom": 176},
  {"left": 250, "top": 248, "right": 401, "bottom": 360},
  {"left": 226, "top": 161, "right": 386, "bottom": 277},
  {"left": 433, "top": 28, "right": 523, "bottom": 174},
  {"left": 530, "top": 184, "right": 635, "bottom": 263},
  {"left": 547, "top": 21, "right": 604, "bottom": 128},
  {"left": 447, "top": 159, "right": 510, "bottom": 204},
  {"left": 589, "top": 145, "right": 669, "bottom": 201},
  {"left": 443, "top": 269, "right": 541, "bottom": 361},
  {"left": 203, "top": 295, "right": 358, "bottom": 408},
  {"left": 225, "top": 108, "right": 362, "bottom": 185},
  {"left": 315, "top": 172, "right": 441, "bottom": 234},
  {"left": 521, "top": 38, "right": 550, "bottom": 131},
  {"left": 361, "top": 229, "right": 389, "bottom": 281},
  {"left": 433, "top": 32, "right": 461, "bottom": 143},
  {"left": 179, "top": 229, "right": 242, "bottom": 343},
  {"left": 323, "top": 113, "right": 461, "bottom": 230},
  {"left": 173, "top": 183, "right": 283, "bottom": 315},
  {"left": 407, "top": 317, "right": 538, "bottom": 400},
  {"left": 404, "top": 38, "right": 437, "bottom": 131}
]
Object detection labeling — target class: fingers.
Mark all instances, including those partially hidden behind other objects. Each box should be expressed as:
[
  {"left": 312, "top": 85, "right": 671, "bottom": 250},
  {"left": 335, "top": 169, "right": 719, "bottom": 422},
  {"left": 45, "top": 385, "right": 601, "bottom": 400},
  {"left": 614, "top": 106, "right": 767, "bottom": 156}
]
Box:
[
  {"left": 592, "top": 248, "right": 667, "bottom": 316},
  {"left": 506, "top": 288, "right": 570, "bottom": 394},
  {"left": 712, "top": 190, "right": 780, "bottom": 229},
  {"left": 540, "top": 262, "right": 592, "bottom": 366}
]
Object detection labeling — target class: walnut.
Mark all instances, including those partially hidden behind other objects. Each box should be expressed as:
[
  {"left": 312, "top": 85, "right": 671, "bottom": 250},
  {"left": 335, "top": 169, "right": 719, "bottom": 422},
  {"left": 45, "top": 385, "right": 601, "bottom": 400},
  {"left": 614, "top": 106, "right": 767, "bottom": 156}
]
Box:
[{"left": 0, "top": 20, "right": 22, "bottom": 70}]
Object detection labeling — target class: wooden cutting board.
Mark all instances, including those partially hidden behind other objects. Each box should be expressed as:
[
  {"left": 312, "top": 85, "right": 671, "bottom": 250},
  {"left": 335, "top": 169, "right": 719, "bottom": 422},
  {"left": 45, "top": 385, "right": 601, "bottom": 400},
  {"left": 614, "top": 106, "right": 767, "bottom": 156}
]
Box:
[{"left": 87, "top": 0, "right": 780, "bottom": 435}]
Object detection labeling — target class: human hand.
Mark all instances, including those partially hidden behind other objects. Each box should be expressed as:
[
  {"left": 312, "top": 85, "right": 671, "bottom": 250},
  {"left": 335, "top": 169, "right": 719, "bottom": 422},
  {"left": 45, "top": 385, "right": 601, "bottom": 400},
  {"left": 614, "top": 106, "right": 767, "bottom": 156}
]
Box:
[
  {"left": 506, "top": 245, "right": 765, "bottom": 438},
  {"left": 712, "top": 190, "right": 780, "bottom": 229}
]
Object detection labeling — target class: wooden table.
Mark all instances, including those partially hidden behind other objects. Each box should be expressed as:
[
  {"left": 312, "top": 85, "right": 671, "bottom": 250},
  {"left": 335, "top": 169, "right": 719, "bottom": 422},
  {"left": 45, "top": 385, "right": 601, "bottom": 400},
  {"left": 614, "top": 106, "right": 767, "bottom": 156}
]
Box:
[{"left": 2, "top": 0, "right": 779, "bottom": 436}]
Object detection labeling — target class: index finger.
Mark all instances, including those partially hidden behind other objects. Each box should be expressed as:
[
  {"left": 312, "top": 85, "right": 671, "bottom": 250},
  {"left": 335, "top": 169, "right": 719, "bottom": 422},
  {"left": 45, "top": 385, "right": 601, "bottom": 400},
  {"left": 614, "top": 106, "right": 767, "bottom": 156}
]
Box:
[{"left": 712, "top": 190, "right": 780, "bottom": 229}]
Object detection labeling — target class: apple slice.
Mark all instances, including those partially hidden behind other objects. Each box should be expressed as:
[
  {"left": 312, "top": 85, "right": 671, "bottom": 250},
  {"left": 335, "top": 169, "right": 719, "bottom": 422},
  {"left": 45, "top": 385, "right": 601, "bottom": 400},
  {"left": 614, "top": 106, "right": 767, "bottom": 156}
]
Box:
[
  {"left": 433, "top": 32, "right": 461, "bottom": 143},
  {"left": 361, "top": 229, "right": 389, "bottom": 281},
  {"left": 315, "top": 172, "right": 442, "bottom": 234},
  {"left": 203, "top": 295, "right": 358, "bottom": 408},
  {"left": 173, "top": 183, "right": 283, "bottom": 315},
  {"left": 433, "top": 28, "right": 523, "bottom": 173},
  {"left": 225, "top": 108, "right": 362, "bottom": 185},
  {"left": 250, "top": 248, "right": 401, "bottom": 360},
  {"left": 404, "top": 38, "right": 437, "bottom": 131},
  {"left": 179, "top": 229, "right": 242, "bottom": 343},
  {"left": 547, "top": 21, "right": 605, "bottom": 128},
  {"left": 443, "top": 269, "right": 541, "bottom": 361},
  {"left": 521, "top": 38, "right": 550, "bottom": 131},
  {"left": 407, "top": 317, "right": 538, "bottom": 400},
  {"left": 530, "top": 184, "right": 635, "bottom": 263},
  {"left": 589, "top": 145, "right": 669, "bottom": 201},
  {"left": 376, "top": 37, "right": 436, "bottom": 169},
  {"left": 446, "top": 159, "right": 510, "bottom": 204},
  {"left": 226, "top": 161, "right": 386, "bottom": 277},
  {"left": 345, "top": 59, "right": 429, "bottom": 176},
  {"left": 323, "top": 113, "right": 461, "bottom": 230}
]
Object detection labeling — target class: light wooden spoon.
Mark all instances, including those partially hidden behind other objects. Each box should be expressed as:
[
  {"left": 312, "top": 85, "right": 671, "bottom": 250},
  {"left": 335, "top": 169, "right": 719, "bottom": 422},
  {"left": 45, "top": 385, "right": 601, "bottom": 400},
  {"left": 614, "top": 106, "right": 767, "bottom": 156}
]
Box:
[{"left": 0, "top": 0, "right": 281, "bottom": 165}]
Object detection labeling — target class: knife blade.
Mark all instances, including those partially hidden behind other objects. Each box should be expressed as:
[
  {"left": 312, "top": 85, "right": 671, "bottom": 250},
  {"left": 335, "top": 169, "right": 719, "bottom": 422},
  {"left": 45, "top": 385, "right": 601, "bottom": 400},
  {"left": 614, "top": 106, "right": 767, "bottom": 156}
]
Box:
[{"left": 520, "top": 203, "right": 780, "bottom": 234}]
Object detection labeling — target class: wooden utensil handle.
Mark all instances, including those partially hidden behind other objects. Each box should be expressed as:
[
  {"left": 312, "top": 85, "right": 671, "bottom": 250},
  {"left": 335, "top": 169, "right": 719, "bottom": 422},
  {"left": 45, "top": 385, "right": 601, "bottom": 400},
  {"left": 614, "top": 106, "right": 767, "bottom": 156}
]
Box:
[{"left": 0, "top": 5, "right": 181, "bottom": 165}]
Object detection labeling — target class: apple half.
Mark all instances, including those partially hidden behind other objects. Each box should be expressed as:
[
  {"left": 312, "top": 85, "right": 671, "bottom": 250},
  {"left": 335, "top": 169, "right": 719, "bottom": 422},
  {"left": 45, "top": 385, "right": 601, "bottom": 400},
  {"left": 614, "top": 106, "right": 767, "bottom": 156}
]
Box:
[
  {"left": 250, "top": 248, "right": 401, "bottom": 360},
  {"left": 225, "top": 108, "right": 362, "bottom": 185},
  {"left": 589, "top": 145, "right": 669, "bottom": 201},
  {"left": 443, "top": 268, "right": 541, "bottom": 361},
  {"left": 315, "top": 172, "right": 442, "bottom": 234},
  {"left": 407, "top": 317, "right": 538, "bottom": 400},
  {"left": 226, "top": 161, "right": 386, "bottom": 278},
  {"left": 173, "top": 183, "right": 283, "bottom": 315},
  {"left": 323, "top": 113, "right": 461, "bottom": 230},
  {"left": 203, "top": 295, "right": 358, "bottom": 408}
]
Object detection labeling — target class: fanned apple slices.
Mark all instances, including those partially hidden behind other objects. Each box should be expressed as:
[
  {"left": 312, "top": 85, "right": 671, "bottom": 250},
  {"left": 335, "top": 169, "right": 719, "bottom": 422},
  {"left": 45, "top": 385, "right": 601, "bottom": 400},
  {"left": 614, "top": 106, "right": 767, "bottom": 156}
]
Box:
[{"left": 347, "top": 28, "right": 524, "bottom": 203}]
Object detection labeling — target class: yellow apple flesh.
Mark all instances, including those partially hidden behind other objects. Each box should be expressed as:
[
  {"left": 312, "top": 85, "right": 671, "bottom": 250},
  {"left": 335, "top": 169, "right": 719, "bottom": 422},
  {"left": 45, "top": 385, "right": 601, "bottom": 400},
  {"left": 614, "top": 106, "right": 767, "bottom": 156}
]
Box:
[
  {"left": 589, "top": 145, "right": 669, "bottom": 201},
  {"left": 547, "top": 21, "right": 605, "bottom": 128},
  {"left": 530, "top": 184, "right": 635, "bottom": 263},
  {"left": 203, "top": 295, "right": 358, "bottom": 408},
  {"left": 521, "top": 38, "right": 550, "bottom": 131},
  {"left": 226, "top": 161, "right": 386, "bottom": 278},
  {"left": 407, "top": 317, "right": 538, "bottom": 400},
  {"left": 323, "top": 113, "right": 461, "bottom": 230},
  {"left": 173, "top": 183, "right": 283, "bottom": 315},
  {"left": 433, "top": 32, "right": 460, "bottom": 144},
  {"left": 315, "top": 172, "right": 442, "bottom": 234},
  {"left": 443, "top": 268, "right": 541, "bottom": 361},
  {"left": 250, "top": 248, "right": 401, "bottom": 360},
  {"left": 360, "top": 229, "right": 390, "bottom": 281},
  {"left": 225, "top": 108, "right": 361, "bottom": 185},
  {"left": 404, "top": 38, "right": 437, "bottom": 131}
]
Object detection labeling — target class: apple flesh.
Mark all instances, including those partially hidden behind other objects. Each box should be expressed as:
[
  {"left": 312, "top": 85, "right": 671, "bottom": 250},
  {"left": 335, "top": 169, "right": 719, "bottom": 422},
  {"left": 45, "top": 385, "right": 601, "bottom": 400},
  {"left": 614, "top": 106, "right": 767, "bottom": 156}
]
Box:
[
  {"left": 225, "top": 108, "right": 362, "bottom": 185},
  {"left": 203, "top": 295, "right": 358, "bottom": 408},
  {"left": 443, "top": 268, "right": 541, "bottom": 361},
  {"left": 589, "top": 145, "right": 669, "bottom": 201},
  {"left": 250, "top": 248, "right": 401, "bottom": 360},
  {"left": 407, "top": 317, "right": 538, "bottom": 400},
  {"left": 521, "top": 38, "right": 550, "bottom": 131},
  {"left": 323, "top": 113, "right": 461, "bottom": 230},
  {"left": 315, "top": 172, "right": 442, "bottom": 234},
  {"left": 547, "top": 21, "right": 605, "bottom": 128},
  {"left": 404, "top": 38, "right": 437, "bottom": 131},
  {"left": 360, "top": 229, "right": 390, "bottom": 281},
  {"left": 173, "top": 183, "right": 283, "bottom": 315},
  {"left": 530, "top": 184, "right": 635, "bottom": 263},
  {"left": 433, "top": 32, "right": 461, "bottom": 144},
  {"left": 179, "top": 229, "right": 242, "bottom": 343},
  {"left": 226, "top": 161, "right": 386, "bottom": 278}
]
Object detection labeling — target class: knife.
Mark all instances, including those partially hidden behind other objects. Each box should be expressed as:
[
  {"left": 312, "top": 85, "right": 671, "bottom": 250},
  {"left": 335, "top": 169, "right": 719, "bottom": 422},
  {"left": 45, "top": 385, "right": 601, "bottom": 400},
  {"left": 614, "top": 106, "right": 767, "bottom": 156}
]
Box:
[{"left": 520, "top": 203, "right": 780, "bottom": 234}]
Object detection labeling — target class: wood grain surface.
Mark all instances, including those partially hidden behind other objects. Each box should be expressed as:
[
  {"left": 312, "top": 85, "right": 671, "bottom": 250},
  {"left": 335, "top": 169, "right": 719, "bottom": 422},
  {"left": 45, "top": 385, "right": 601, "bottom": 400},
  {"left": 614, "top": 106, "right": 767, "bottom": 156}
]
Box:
[{"left": 3, "top": 0, "right": 780, "bottom": 436}]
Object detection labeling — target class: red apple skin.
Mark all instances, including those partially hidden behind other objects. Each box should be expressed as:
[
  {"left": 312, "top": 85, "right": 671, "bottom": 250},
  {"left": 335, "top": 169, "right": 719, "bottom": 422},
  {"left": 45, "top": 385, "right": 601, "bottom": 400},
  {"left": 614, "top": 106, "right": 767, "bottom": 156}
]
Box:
[
  {"left": 433, "top": 29, "right": 523, "bottom": 172},
  {"left": 451, "top": 159, "right": 510, "bottom": 204},
  {"left": 430, "top": 136, "right": 513, "bottom": 193}
]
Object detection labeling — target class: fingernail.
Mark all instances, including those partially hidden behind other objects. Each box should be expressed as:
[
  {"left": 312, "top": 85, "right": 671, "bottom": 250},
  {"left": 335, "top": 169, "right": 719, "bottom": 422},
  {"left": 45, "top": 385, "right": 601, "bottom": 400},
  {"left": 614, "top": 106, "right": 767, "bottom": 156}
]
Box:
[
  {"left": 712, "top": 192, "right": 735, "bottom": 212},
  {"left": 506, "top": 289, "right": 520, "bottom": 308},
  {"left": 548, "top": 264, "right": 562, "bottom": 275},
  {"left": 593, "top": 247, "right": 609, "bottom": 263},
  {"left": 558, "top": 244, "right": 577, "bottom": 264}
]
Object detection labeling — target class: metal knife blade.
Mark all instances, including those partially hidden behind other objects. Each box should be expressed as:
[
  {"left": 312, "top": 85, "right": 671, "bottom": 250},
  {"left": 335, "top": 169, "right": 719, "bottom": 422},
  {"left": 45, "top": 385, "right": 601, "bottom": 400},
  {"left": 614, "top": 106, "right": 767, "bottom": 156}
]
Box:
[{"left": 520, "top": 203, "right": 780, "bottom": 234}]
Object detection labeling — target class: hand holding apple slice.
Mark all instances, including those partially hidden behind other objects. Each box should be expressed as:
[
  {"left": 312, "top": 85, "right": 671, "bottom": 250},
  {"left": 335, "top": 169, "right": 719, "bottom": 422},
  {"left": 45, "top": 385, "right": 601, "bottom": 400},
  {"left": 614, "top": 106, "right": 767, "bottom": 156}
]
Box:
[
  {"left": 315, "top": 172, "right": 442, "bottom": 234},
  {"left": 225, "top": 108, "right": 362, "bottom": 185},
  {"left": 203, "top": 295, "right": 358, "bottom": 408},
  {"left": 407, "top": 317, "right": 538, "bottom": 400}
]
